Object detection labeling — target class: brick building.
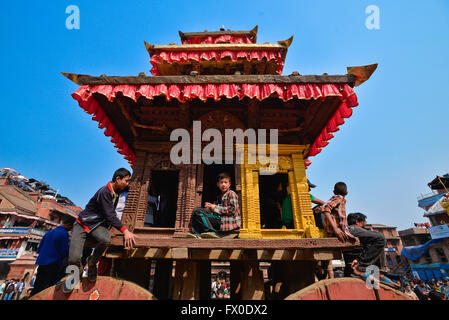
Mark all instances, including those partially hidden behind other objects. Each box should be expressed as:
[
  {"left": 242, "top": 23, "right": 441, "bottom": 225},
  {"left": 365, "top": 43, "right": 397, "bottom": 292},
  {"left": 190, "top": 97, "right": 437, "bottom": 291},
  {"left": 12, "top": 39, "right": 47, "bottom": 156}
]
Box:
[
  {"left": 0, "top": 168, "right": 81, "bottom": 292},
  {"left": 364, "top": 224, "right": 405, "bottom": 274},
  {"left": 398, "top": 174, "right": 449, "bottom": 281}
]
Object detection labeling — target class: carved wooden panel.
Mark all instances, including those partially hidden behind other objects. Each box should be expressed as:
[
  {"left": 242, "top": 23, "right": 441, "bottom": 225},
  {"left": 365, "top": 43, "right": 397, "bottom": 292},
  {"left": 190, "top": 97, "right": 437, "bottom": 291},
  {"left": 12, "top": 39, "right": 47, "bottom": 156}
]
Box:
[
  {"left": 196, "top": 110, "right": 245, "bottom": 134},
  {"left": 122, "top": 151, "right": 147, "bottom": 232},
  {"left": 238, "top": 144, "right": 320, "bottom": 239},
  {"left": 174, "top": 164, "right": 198, "bottom": 236}
]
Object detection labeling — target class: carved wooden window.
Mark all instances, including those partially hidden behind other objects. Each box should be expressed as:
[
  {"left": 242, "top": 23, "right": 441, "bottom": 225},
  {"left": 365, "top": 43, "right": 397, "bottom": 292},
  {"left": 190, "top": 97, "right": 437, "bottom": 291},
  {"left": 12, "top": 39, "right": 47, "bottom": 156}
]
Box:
[{"left": 238, "top": 144, "right": 320, "bottom": 239}]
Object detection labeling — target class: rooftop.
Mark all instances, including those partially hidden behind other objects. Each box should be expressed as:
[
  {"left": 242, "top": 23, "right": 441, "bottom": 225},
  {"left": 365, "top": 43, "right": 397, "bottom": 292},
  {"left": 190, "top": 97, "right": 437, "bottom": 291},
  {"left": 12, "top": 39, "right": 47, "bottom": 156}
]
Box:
[
  {"left": 62, "top": 25, "right": 376, "bottom": 166},
  {"left": 398, "top": 228, "right": 430, "bottom": 237},
  {"left": 178, "top": 25, "right": 259, "bottom": 43},
  {"left": 366, "top": 224, "right": 397, "bottom": 229},
  {"left": 428, "top": 174, "right": 449, "bottom": 190}
]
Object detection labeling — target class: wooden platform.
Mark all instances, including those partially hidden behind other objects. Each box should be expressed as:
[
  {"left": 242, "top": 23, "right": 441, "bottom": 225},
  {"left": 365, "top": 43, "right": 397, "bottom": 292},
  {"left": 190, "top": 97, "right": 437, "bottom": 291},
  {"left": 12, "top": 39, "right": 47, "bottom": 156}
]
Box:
[{"left": 106, "top": 236, "right": 359, "bottom": 261}]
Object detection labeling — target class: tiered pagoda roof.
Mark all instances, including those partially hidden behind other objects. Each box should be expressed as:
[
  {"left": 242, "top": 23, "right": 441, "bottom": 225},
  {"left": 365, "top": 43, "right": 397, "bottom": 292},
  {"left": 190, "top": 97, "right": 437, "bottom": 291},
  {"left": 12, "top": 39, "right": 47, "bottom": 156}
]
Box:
[
  {"left": 145, "top": 26, "right": 293, "bottom": 76},
  {"left": 63, "top": 26, "right": 377, "bottom": 167}
]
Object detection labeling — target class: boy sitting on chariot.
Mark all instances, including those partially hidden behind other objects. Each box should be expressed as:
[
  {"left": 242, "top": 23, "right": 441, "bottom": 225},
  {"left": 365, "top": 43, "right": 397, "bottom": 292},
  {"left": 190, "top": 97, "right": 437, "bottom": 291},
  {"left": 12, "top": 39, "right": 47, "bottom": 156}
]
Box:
[
  {"left": 314, "top": 182, "right": 355, "bottom": 243},
  {"left": 187, "top": 172, "right": 241, "bottom": 239}
]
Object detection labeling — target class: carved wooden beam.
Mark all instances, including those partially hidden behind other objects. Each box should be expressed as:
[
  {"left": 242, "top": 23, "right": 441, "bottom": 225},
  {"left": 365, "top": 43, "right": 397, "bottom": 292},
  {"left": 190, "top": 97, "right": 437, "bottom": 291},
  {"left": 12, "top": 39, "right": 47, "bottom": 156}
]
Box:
[{"left": 62, "top": 72, "right": 356, "bottom": 86}]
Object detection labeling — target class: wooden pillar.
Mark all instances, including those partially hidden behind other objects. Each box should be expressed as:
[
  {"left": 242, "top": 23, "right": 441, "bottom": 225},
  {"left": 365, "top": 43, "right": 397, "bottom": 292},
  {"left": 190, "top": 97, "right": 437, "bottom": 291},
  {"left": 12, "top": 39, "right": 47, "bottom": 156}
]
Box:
[
  {"left": 134, "top": 160, "right": 152, "bottom": 228},
  {"left": 174, "top": 164, "right": 197, "bottom": 237},
  {"left": 113, "top": 258, "right": 151, "bottom": 290},
  {"left": 121, "top": 151, "right": 146, "bottom": 232},
  {"left": 270, "top": 261, "right": 316, "bottom": 300},
  {"left": 234, "top": 164, "right": 242, "bottom": 215},
  {"left": 291, "top": 153, "right": 320, "bottom": 238},
  {"left": 199, "top": 261, "right": 211, "bottom": 300},
  {"left": 195, "top": 164, "right": 204, "bottom": 207},
  {"left": 153, "top": 260, "right": 173, "bottom": 300},
  {"left": 230, "top": 261, "right": 264, "bottom": 300},
  {"left": 172, "top": 260, "right": 210, "bottom": 300}
]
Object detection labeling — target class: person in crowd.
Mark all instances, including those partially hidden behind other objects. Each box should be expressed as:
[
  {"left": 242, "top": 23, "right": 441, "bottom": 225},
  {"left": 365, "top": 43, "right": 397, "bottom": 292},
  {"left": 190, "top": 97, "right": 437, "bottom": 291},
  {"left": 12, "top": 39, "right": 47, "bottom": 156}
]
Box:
[
  {"left": 0, "top": 280, "right": 7, "bottom": 300},
  {"left": 188, "top": 172, "right": 241, "bottom": 239},
  {"left": 115, "top": 185, "right": 129, "bottom": 221},
  {"left": 223, "top": 287, "right": 230, "bottom": 299},
  {"left": 98, "top": 184, "right": 130, "bottom": 277},
  {"left": 334, "top": 268, "right": 344, "bottom": 278},
  {"left": 3, "top": 279, "right": 16, "bottom": 300},
  {"left": 211, "top": 276, "right": 218, "bottom": 299},
  {"left": 429, "top": 282, "right": 444, "bottom": 300},
  {"left": 15, "top": 278, "right": 25, "bottom": 300},
  {"left": 414, "top": 280, "right": 430, "bottom": 300},
  {"left": 440, "top": 277, "right": 449, "bottom": 299},
  {"left": 29, "top": 216, "right": 76, "bottom": 297},
  {"left": 314, "top": 182, "right": 355, "bottom": 243},
  {"left": 66, "top": 168, "right": 136, "bottom": 291},
  {"left": 403, "top": 283, "right": 419, "bottom": 300},
  {"left": 308, "top": 180, "right": 326, "bottom": 207},
  {"left": 282, "top": 179, "right": 325, "bottom": 229},
  {"left": 344, "top": 213, "right": 386, "bottom": 277}
]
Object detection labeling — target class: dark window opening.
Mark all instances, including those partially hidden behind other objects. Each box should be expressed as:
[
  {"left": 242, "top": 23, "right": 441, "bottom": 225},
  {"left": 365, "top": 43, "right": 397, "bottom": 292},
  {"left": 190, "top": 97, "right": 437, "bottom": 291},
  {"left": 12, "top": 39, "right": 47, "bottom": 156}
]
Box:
[
  {"left": 423, "top": 252, "right": 432, "bottom": 264},
  {"left": 14, "top": 220, "right": 31, "bottom": 227},
  {"left": 25, "top": 242, "right": 38, "bottom": 252},
  {"left": 201, "top": 164, "right": 236, "bottom": 207},
  {"left": 435, "top": 248, "right": 448, "bottom": 263},
  {"left": 145, "top": 170, "right": 179, "bottom": 228},
  {"left": 258, "top": 173, "right": 289, "bottom": 229}
]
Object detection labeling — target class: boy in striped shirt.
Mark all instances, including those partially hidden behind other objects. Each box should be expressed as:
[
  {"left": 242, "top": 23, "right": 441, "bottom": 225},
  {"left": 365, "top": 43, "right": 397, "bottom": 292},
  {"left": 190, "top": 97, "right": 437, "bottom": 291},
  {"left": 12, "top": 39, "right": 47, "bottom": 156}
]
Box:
[{"left": 188, "top": 172, "right": 241, "bottom": 239}]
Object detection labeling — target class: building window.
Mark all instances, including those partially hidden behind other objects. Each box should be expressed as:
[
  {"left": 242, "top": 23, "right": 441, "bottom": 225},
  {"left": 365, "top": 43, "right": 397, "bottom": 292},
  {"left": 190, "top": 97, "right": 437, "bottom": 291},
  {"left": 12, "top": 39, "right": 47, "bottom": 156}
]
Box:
[
  {"left": 395, "top": 255, "right": 402, "bottom": 265},
  {"left": 423, "top": 252, "right": 432, "bottom": 264},
  {"left": 435, "top": 248, "right": 448, "bottom": 263}
]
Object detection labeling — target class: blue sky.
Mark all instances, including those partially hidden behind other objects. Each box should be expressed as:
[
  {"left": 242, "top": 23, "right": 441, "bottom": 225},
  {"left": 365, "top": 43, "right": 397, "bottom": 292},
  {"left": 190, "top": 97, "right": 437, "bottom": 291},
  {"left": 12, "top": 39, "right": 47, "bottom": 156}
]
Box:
[{"left": 1, "top": 1, "right": 448, "bottom": 230}]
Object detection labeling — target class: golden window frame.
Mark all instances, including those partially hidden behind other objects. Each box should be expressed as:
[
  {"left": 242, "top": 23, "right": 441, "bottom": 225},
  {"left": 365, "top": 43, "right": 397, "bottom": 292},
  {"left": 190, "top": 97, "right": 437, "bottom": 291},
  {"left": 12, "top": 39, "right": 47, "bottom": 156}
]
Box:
[{"left": 237, "top": 144, "right": 320, "bottom": 239}]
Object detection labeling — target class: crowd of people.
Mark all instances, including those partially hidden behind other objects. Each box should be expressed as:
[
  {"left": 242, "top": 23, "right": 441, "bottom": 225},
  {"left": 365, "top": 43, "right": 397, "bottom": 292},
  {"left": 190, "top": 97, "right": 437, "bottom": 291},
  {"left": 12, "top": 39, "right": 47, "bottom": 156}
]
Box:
[
  {"left": 0, "top": 279, "right": 27, "bottom": 300},
  {"left": 400, "top": 277, "right": 449, "bottom": 300},
  {"left": 211, "top": 273, "right": 230, "bottom": 299},
  {"left": 3, "top": 166, "right": 447, "bottom": 301}
]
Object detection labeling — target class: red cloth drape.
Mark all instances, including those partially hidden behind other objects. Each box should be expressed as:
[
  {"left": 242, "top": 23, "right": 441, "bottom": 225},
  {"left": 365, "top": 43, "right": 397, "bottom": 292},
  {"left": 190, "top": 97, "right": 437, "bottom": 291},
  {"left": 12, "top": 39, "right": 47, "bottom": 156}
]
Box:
[
  {"left": 150, "top": 49, "right": 284, "bottom": 75},
  {"left": 72, "top": 83, "right": 358, "bottom": 167}
]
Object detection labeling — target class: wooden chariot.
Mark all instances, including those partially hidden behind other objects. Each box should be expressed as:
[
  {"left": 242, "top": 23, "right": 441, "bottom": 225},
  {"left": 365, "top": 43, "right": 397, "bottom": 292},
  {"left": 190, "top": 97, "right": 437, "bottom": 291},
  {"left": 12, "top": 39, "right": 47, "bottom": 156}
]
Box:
[{"left": 31, "top": 26, "right": 395, "bottom": 300}]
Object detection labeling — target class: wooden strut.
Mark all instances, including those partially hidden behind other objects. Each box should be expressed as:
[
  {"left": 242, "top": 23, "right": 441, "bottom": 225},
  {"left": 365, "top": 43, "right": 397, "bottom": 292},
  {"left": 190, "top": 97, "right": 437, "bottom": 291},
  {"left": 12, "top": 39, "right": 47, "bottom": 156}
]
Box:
[
  {"left": 132, "top": 122, "right": 171, "bottom": 132},
  {"left": 116, "top": 97, "right": 174, "bottom": 134},
  {"left": 116, "top": 98, "right": 138, "bottom": 137}
]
